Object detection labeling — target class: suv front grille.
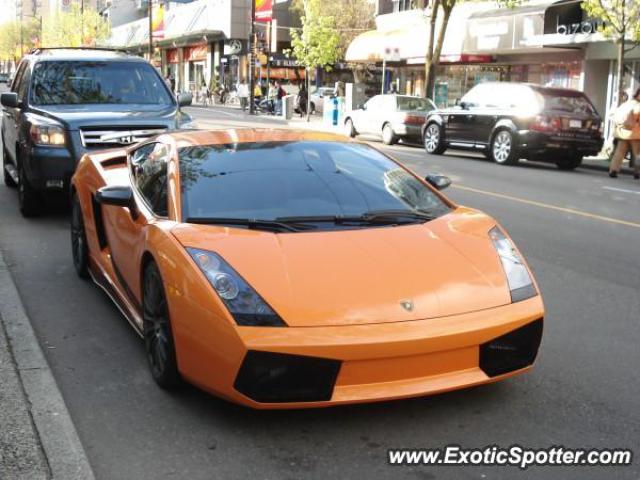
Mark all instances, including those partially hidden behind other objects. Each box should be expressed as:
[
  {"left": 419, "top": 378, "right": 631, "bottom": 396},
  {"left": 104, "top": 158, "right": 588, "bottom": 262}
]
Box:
[{"left": 79, "top": 126, "right": 166, "bottom": 148}]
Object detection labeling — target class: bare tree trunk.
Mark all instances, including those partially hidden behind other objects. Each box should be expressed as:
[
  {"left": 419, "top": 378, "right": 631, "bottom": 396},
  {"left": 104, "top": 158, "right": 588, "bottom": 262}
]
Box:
[
  {"left": 427, "top": 3, "right": 452, "bottom": 100},
  {"left": 616, "top": 38, "right": 625, "bottom": 106},
  {"left": 306, "top": 67, "right": 311, "bottom": 122},
  {"left": 424, "top": 0, "right": 440, "bottom": 97}
]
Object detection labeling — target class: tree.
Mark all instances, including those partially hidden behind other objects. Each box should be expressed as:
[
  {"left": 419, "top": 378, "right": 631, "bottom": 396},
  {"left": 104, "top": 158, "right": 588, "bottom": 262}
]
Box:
[
  {"left": 288, "top": 0, "right": 342, "bottom": 120},
  {"left": 0, "top": 19, "right": 41, "bottom": 62},
  {"left": 42, "top": 4, "right": 110, "bottom": 48},
  {"left": 581, "top": 0, "right": 640, "bottom": 105},
  {"left": 290, "top": 0, "right": 375, "bottom": 58}
]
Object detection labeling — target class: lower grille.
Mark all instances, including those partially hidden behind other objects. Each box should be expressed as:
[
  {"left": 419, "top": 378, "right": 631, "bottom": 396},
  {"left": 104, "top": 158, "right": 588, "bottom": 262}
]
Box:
[{"left": 79, "top": 126, "right": 166, "bottom": 148}]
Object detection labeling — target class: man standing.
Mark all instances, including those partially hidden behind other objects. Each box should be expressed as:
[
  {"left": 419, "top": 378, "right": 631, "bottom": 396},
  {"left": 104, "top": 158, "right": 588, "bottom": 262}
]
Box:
[
  {"left": 609, "top": 87, "right": 640, "bottom": 179},
  {"left": 237, "top": 78, "right": 250, "bottom": 112}
]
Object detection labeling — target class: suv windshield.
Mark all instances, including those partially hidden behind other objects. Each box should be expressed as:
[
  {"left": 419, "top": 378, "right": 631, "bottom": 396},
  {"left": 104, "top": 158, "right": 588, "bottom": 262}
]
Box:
[
  {"left": 30, "top": 61, "right": 173, "bottom": 106},
  {"left": 179, "top": 141, "right": 450, "bottom": 228},
  {"left": 397, "top": 97, "right": 434, "bottom": 112}
]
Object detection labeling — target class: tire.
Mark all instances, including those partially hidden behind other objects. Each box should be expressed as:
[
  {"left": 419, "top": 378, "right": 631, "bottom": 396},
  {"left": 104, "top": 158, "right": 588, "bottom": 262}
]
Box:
[
  {"left": 344, "top": 118, "right": 357, "bottom": 138},
  {"left": 423, "top": 123, "right": 446, "bottom": 155},
  {"left": 382, "top": 123, "right": 397, "bottom": 145},
  {"left": 556, "top": 155, "right": 583, "bottom": 171},
  {"left": 2, "top": 143, "right": 16, "bottom": 188},
  {"left": 70, "top": 193, "right": 89, "bottom": 279},
  {"left": 143, "top": 260, "right": 182, "bottom": 389},
  {"left": 18, "top": 163, "right": 42, "bottom": 217},
  {"left": 310, "top": 102, "right": 316, "bottom": 114},
  {"left": 490, "top": 129, "right": 519, "bottom": 165}
]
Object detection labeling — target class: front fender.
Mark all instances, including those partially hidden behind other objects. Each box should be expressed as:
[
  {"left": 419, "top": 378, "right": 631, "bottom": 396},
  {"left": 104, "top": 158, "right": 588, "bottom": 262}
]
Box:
[
  {"left": 490, "top": 119, "right": 519, "bottom": 144},
  {"left": 422, "top": 113, "right": 445, "bottom": 137}
]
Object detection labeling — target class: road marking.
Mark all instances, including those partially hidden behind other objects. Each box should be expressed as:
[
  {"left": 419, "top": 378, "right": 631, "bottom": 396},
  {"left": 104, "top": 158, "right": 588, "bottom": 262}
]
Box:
[
  {"left": 602, "top": 186, "right": 640, "bottom": 195},
  {"left": 452, "top": 184, "right": 640, "bottom": 229}
]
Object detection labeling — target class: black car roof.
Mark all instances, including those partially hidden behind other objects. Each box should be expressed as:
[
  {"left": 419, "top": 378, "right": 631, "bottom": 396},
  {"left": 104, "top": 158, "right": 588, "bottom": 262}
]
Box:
[
  {"left": 474, "top": 81, "right": 586, "bottom": 96},
  {"left": 25, "top": 48, "right": 145, "bottom": 63}
]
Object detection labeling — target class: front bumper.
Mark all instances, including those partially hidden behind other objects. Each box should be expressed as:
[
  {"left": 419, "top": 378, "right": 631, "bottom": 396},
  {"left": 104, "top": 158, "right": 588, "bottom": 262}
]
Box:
[
  {"left": 517, "top": 130, "right": 603, "bottom": 158},
  {"left": 25, "top": 145, "right": 76, "bottom": 191},
  {"left": 182, "top": 295, "right": 544, "bottom": 409}
]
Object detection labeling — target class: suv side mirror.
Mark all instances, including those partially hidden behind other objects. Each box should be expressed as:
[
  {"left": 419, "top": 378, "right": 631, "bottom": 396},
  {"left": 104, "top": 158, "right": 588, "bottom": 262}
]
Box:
[
  {"left": 425, "top": 174, "right": 452, "bottom": 190},
  {"left": 459, "top": 101, "right": 469, "bottom": 110},
  {"left": 1, "top": 92, "right": 19, "bottom": 108},
  {"left": 96, "top": 185, "right": 138, "bottom": 218},
  {"left": 177, "top": 92, "right": 192, "bottom": 107}
]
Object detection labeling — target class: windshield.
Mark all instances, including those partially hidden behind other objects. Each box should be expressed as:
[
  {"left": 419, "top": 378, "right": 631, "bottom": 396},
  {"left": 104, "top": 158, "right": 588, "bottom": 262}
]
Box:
[
  {"left": 542, "top": 93, "right": 596, "bottom": 115},
  {"left": 397, "top": 97, "right": 434, "bottom": 112},
  {"left": 30, "top": 61, "right": 174, "bottom": 106},
  {"left": 179, "top": 141, "right": 450, "bottom": 228}
]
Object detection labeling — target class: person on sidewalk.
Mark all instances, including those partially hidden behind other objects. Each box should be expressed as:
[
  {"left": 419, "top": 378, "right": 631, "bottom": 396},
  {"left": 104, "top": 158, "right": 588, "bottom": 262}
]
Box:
[
  {"left": 237, "top": 79, "right": 249, "bottom": 112},
  {"left": 298, "top": 83, "right": 308, "bottom": 117},
  {"left": 267, "top": 81, "right": 277, "bottom": 114},
  {"left": 275, "top": 81, "right": 286, "bottom": 115},
  {"left": 609, "top": 87, "right": 640, "bottom": 179}
]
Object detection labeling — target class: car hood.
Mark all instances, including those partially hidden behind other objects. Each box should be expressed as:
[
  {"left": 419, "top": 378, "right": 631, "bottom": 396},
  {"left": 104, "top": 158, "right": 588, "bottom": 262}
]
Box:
[
  {"left": 171, "top": 208, "right": 512, "bottom": 327},
  {"left": 30, "top": 104, "right": 180, "bottom": 129}
]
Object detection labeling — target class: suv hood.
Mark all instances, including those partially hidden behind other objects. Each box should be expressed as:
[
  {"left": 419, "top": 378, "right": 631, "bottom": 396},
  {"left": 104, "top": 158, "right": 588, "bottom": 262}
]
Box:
[
  {"left": 172, "top": 208, "right": 512, "bottom": 327},
  {"left": 30, "top": 104, "right": 180, "bottom": 129}
]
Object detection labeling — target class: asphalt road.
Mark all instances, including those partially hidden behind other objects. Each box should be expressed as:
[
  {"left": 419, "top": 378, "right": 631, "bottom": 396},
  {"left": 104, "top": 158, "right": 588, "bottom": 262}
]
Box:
[{"left": 1, "top": 106, "right": 639, "bottom": 480}]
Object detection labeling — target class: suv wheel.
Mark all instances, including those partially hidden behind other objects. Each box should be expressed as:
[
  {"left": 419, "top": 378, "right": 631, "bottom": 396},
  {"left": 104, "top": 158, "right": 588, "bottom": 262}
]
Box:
[
  {"left": 2, "top": 144, "right": 16, "bottom": 188},
  {"left": 424, "top": 123, "right": 446, "bottom": 155},
  {"left": 491, "top": 130, "right": 519, "bottom": 165},
  {"left": 18, "top": 164, "right": 42, "bottom": 217},
  {"left": 382, "top": 124, "right": 397, "bottom": 145},
  {"left": 556, "top": 155, "right": 583, "bottom": 171}
]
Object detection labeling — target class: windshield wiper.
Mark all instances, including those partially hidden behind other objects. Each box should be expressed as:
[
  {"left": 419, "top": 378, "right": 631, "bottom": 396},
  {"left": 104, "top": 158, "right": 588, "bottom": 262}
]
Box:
[
  {"left": 185, "top": 217, "right": 306, "bottom": 232},
  {"left": 276, "top": 209, "right": 437, "bottom": 226}
]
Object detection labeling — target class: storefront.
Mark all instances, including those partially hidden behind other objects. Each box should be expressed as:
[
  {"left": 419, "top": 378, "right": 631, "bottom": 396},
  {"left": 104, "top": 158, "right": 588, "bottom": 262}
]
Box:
[{"left": 184, "top": 44, "right": 208, "bottom": 91}]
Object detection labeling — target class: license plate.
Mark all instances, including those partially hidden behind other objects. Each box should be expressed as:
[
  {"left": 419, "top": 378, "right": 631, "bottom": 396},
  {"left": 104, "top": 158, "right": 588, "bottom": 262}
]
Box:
[{"left": 569, "top": 119, "right": 582, "bottom": 129}]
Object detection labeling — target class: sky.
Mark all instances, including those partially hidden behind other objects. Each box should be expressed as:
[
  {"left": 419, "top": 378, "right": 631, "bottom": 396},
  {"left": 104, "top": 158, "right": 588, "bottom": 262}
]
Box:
[{"left": 0, "top": 0, "right": 16, "bottom": 26}]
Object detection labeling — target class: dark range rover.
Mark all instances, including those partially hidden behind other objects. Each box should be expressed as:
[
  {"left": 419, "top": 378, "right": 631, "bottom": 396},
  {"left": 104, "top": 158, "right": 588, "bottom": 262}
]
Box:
[
  {"left": 423, "top": 82, "right": 603, "bottom": 170},
  {"left": 1, "top": 48, "right": 194, "bottom": 216}
]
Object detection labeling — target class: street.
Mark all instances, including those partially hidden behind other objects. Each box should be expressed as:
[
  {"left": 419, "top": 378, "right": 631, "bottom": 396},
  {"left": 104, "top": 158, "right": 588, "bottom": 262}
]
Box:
[{"left": 1, "top": 105, "right": 639, "bottom": 479}]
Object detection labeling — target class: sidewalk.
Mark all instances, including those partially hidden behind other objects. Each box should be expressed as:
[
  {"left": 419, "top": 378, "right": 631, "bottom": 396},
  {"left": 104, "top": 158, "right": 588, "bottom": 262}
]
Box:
[{"left": 0, "top": 251, "right": 94, "bottom": 480}]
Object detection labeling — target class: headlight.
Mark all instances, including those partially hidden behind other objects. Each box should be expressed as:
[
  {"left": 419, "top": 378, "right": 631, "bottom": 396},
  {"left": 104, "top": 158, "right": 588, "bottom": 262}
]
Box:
[
  {"left": 187, "top": 248, "right": 286, "bottom": 327},
  {"left": 29, "top": 124, "right": 66, "bottom": 146},
  {"left": 489, "top": 226, "right": 537, "bottom": 303}
]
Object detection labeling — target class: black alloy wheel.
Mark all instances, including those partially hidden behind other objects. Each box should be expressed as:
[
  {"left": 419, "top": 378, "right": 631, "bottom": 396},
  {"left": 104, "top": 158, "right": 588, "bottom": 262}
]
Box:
[
  {"left": 423, "top": 123, "right": 446, "bottom": 155},
  {"left": 143, "top": 261, "right": 181, "bottom": 389},
  {"left": 70, "top": 194, "right": 89, "bottom": 279}
]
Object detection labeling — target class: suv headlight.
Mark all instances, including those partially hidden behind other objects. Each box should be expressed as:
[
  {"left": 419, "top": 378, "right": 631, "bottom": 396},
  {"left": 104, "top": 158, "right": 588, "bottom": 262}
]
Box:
[
  {"left": 489, "top": 226, "right": 537, "bottom": 303},
  {"left": 187, "top": 248, "right": 286, "bottom": 327},
  {"left": 29, "top": 124, "right": 66, "bottom": 146}
]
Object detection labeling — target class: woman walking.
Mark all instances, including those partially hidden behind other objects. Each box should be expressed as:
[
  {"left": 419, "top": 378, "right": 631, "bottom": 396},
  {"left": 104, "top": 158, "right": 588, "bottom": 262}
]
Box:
[{"left": 609, "top": 87, "right": 640, "bottom": 179}]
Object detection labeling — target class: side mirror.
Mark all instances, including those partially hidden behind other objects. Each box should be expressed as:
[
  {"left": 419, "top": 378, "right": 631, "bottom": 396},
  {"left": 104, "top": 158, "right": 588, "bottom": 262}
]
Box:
[
  {"left": 1, "top": 92, "right": 19, "bottom": 108},
  {"left": 178, "top": 92, "right": 192, "bottom": 107},
  {"left": 96, "top": 185, "right": 138, "bottom": 218},
  {"left": 425, "top": 174, "right": 452, "bottom": 190},
  {"left": 459, "top": 101, "right": 469, "bottom": 110}
]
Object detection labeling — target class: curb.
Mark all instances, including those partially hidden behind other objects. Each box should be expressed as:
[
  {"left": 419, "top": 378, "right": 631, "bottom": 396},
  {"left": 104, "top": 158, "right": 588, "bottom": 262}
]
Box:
[{"left": 0, "top": 250, "right": 95, "bottom": 480}]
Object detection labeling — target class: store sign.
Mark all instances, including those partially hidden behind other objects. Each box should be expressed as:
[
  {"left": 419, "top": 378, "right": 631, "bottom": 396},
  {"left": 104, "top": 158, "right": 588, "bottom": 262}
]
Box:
[
  {"left": 152, "top": 3, "right": 165, "bottom": 40},
  {"left": 255, "top": 0, "right": 272, "bottom": 22},
  {"left": 556, "top": 20, "right": 604, "bottom": 35},
  {"left": 185, "top": 45, "right": 207, "bottom": 62},
  {"left": 224, "top": 39, "right": 243, "bottom": 55},
  {"left": 166, "top": 48, "right": 179, "bottom": 64}
]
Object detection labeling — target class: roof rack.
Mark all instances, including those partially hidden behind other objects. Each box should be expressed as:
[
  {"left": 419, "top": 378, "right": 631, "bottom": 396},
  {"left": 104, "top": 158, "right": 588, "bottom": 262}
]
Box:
[{"left": 27, "top": 47, "right": 129, "bottom": 55}]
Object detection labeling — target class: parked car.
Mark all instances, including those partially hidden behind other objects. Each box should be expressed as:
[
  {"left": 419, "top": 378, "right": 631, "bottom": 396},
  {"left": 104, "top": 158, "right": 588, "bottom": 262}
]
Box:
[
  {"left": 0, "top": 72, "right": 9, "bottom": 83},
  {"left": 344, "top": 94, "right": 437, "bottom": 145},
  {"left": 293, "top": 86, "right": 334, "bottom": 115},
  {"left": 422, "top": 82, "right": 603, "bottom": 170},
  {"left": 70, "top": 128, "right": 543, "bottom": 408},
  {"left": 1, "top": 48, "right": 194, "bottom": 217}
]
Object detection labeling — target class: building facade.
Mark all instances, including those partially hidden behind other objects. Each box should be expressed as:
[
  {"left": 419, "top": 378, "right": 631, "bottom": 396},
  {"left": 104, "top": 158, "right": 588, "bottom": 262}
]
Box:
[{"left": 347, "top": 0, "right": 640, "bottom": 133}]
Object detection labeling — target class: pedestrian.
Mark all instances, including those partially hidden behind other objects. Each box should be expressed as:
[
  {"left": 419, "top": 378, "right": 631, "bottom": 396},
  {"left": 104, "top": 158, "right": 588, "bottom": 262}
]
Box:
[
  {"left": 275, "top": 81, "right": 286, "bottom": 115},
  {"left": 268, "top": 80, "right": 277, "bottom": 114},
  {"left": 237, "top": 78, "right": 249, "bottom": 112},
  {"left": 609, "top": 87, "right": 640, "bottom": 179},
  {"left": 389, "top": 83, "right": 398, "bottom": 94},
  {"left": 298, "top": 82, "right": 308, "bottom": 117}
]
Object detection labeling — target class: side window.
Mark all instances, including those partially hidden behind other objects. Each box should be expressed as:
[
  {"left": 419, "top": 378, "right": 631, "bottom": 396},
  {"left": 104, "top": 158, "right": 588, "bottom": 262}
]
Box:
[
  {"left": 17, "top": 68, "right": 30, "bottom": 103},
  {"left": 462, "top": 85, "right": 490, "bottom": 108},
  {"left": 11, "top": 61, "right": 28, "bottom": 93},
  {"left": 130, "top": 143, "right": 169, "bottom": 217}
]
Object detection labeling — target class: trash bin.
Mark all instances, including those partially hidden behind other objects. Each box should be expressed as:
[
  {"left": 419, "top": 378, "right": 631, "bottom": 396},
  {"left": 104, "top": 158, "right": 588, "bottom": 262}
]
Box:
[{"left": 282, "top": 95, "right": 294, "bottom": 120}]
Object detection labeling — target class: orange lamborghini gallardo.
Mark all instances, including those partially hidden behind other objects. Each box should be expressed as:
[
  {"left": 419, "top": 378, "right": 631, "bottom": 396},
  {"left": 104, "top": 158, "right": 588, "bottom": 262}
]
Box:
[{"left": 70, "top": 129, "right": 544, "bottom": 409}]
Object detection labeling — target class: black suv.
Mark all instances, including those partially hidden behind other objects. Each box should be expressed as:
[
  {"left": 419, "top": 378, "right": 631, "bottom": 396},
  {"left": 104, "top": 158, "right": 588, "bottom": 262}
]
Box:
[
  {"left": 1, "top": 48, "right": 194, "bottom": 216},
  {"left": 423, "top": 82, "right": 603, "bottom": 170}
]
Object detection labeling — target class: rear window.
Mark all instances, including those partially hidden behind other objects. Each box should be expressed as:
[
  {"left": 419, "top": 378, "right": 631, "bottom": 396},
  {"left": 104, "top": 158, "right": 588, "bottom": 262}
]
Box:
[
  {"left": 397, "top": 97, "right": 434, "bottom": 112},
  {"left": 542, "top": 93, "right": 596, "bottom": 115},
  {"left": 179, "top": 141, "right": 450, "bottom": 224},
  {"left": 30, "top": 61, "right": 173, "bottom": 106}
]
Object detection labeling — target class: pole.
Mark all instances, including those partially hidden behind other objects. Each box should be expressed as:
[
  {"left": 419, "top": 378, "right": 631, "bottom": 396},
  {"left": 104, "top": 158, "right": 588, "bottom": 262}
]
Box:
[
  {"left": 381, "top": 56, "right": 386, "bottom": 95},
  {"left": 148, "top": 0, "right": 153, "bottom": 64},
  {"left": 248, "top": 0, "right": 256, "bottom": 115},
  {"left": 81, "top": 0, "right": 84, "bottom": 45},
  {"left": 19, "top": 9, "right": 23, "bottom": 56}
]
